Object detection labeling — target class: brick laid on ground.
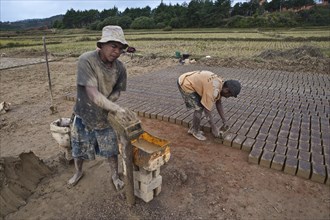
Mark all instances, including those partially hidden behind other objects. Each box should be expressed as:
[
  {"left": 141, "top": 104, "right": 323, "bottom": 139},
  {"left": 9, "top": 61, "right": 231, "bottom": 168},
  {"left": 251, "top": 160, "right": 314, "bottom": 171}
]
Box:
[
  {"left": 284, "top": 156, "right": 298, "bottom": 175},
  {"left": 260, "top": 150, "right": 275, "bottom": 168},
  {"left": 297, "top": 160, "right": 311, "bottom": 179},
  {"left": 242, "top": 137, "right": 255, "bottom": 152},
  {"left": 311, "top": 163, "right": 326, "bottom": 184},
  {"left": 248, "top": 147, "right": 263, "bottom": 164},
  {"left": 223, "top": 133, "right": 237, "bottom": 147},
  {"left": 232, "top": 135, "right": 246, "bottom": 149},
  {"left": 271, "top": 154, "right": 286, "bottom": 171},
  {"left": 298, "top": 150, "right": 311, "bottom": 162}
]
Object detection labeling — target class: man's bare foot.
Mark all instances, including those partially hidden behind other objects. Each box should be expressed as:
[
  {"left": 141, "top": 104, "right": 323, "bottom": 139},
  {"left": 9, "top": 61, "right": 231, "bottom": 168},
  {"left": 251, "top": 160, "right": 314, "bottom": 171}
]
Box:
[
  {"left": 112, "top": 174, "right": 124, "bottom": 191},
  {"left": 67, "top": 171, "right": 84, "bottom": 187}
]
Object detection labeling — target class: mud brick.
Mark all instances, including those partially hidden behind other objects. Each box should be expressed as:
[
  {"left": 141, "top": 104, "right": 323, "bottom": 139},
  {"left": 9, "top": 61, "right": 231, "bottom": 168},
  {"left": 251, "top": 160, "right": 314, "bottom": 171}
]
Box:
[
  {"left": 256, "top": 133, "right": 268, "bottom": 141},
  {"left": 281, "top": 124, "right": 291, "bottom": 132},
  {"left": 298, "top": 141, "right": 310, "bottom": 152},
  {"left": 300, "top": 124, "right": 310, "bottom": 133},
  {"left": 284, "top": 157, "right": 298, "bottom": 175},
  {"left": 135, "top": 189, "right": 154, "bottom": 203},
  {"left": 311, "top": 152, "right": 324, "bottom": 164},
  {"left": 260, "top": 150, "right": 275, "bottom": 168},
  {"left": 289, "top": 132, "right": 299, "bottom": 141},
  {"left": 275, "top": 145, "right": 287, "bottom": 155},
  {"left": 286, "top": 148, "right": 298, "bottom": 158},
  {"left": 266, "top": 135, "right": 277, "bottom": 144},
  {"left": 271, "top": 123, "right": 281, "bottom": 131},
  {"left": 223, "top": 133, "right": 237, "bottom": 147},
  {"left": 298, "top": 151, "right": 311, "bottom": 162},
  {"left": 150, "top": 109, "right": 163, "bottom": 120},
  {"left": 154, "top": 185, "right": 162, "bottom": 196},
  {"left": 152, "top": 168, "right": 160, "bottom": 178},
  {"left": 269, "top": 129, "right": 279, "bottom": 137},
  {"left": 248, "top": 147, "right": 263, "bottom": 164},
  {"left": 259, "top": 126, "right": 270, "bottom": 134},
  {"left": 264, "top": 143, "right": 276, "bottom": 152},
  {"left": 324, "top": 146, "right": 330, "bottom": 155},
  {"left": 323, "top": 137, "right": 330, "bottom": 148},
  {"left": 287, "top": 139, "right": 298, "bottom": 149},
  {"left": 324, "top": 154, "right": 330, "bottom": 166},
  {"left": 241, "top": 137, "right": 255, "bottom": 152},
  {"left": 299, "top": 134, "right": 310, "bottom": 143},
  {"left": 156, "top": 108, "right": 170, "bottom": 120},
  {"left": 276, "top": 137, "right": 288, "bottom": 146},
  {"left": 134, "top": 169, "right": 153, "bottom": 184},
  {"left": 311, "top": 163, "right": 326, "bottom": 184},
  {"left": 311, "top": 139, "right": 322, "bottom": 150},
  {"left": 246, "top": 130, "right": 258, "bottom": 139},
  {"left": 253, "top": 140, "right": 265, "bottom": 149},
  {"left": 139, "top": 175, "right": 162, "bottom": 193},
  {"left": 278, "top": 130, "right": 289, "bottom": 138},
  {"left": 230, "top": 125, "right": 240, "bottom": 133},
  {"left": 271, "top": 154, "right": 286, "bottom": 171},
  {"left": 237, "top": 127, "right": 249, "bottom": 136},
  {"left": 326, "top": 167, "right": 330, "bottom": 186},
  {"left": 182, "top": 116, "right": 193, "bottom": 128},
  {"left": 311, "top": 144, "right": 323, "bottom": 154},
  {"left": 311, "top": 130, "right": 321, "bottom": 138},
  {"left": 273, "top": 117, "right": 283, "bottom": 124},
  {"left": 322, "top": 132, "right": 330, "bottom": 142},
  {"left": 297, "top": 160, "right": 311, "bottom": 179},
  {"left": 232, "top": 135, "right": 246, "bottom": 149}
]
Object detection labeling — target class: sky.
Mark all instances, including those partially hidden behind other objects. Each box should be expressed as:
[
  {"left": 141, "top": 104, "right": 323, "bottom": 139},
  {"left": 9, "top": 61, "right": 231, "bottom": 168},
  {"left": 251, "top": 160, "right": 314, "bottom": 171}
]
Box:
[{"left": 0, "top": 0, "right": 245, "bottom": 22}]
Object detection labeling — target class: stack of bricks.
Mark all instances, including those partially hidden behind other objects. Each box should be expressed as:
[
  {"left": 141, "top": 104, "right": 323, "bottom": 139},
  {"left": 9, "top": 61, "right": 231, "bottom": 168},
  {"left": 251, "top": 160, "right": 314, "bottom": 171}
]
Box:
[{"left": 133, "top": 166, "right": 162, "bottom": 203}]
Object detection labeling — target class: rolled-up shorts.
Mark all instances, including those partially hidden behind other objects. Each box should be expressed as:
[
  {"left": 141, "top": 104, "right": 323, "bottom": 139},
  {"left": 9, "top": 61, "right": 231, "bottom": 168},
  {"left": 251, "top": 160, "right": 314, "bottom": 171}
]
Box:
[
  {"left": 71, "top": 116, "right": 119, "bottom": 160},
  {"left": 177, "top": 80, "right": 203, "bottom": 111}
]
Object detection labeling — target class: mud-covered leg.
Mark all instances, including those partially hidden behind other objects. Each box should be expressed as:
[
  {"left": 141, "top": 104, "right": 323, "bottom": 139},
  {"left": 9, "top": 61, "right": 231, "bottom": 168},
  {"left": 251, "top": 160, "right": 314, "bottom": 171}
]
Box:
[
  {"left": 68, "top": 158, "right": 84, "bottom": 186},
  {"left": 190, "top": 109, "right": 206, "bottom": 141},
  {"left": 109, "top": 156, "right": 124, "bottom": 191}
]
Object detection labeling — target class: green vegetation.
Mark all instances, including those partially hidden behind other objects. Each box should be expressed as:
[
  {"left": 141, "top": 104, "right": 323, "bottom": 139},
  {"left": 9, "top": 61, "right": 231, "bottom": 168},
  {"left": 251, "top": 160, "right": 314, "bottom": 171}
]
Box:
[
  {"left": 0, "top": 27, "right": 329, "bottom": 59},
  {"left": 1, "top": 0, "right": 329, "bottom": 31}
]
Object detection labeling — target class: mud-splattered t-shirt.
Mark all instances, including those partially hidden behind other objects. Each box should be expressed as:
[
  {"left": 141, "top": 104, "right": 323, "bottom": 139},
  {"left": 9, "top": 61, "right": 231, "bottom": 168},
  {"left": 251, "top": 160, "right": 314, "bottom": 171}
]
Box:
[
  {"left": 74, "top": 50, "right": 127, "bottom": 129},
  {"left": 178, "top": 70, "right": 223, "bottom": 111}
]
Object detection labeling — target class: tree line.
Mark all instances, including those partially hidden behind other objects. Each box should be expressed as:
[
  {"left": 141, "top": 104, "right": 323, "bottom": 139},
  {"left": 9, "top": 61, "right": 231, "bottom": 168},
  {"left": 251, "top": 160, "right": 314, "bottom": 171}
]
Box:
[
  {"left": 52, "top": 0, "right": 328, "bottom": 29},
  {"left": 1, "top": 0, "right": 329, "bottom": 30}
]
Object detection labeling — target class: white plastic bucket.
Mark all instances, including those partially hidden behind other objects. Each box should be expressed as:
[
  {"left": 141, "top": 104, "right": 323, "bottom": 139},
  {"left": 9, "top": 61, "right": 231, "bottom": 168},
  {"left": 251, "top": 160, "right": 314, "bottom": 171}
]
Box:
[{"left": 50, "top": 118, "right": 72, "bottom": 160}]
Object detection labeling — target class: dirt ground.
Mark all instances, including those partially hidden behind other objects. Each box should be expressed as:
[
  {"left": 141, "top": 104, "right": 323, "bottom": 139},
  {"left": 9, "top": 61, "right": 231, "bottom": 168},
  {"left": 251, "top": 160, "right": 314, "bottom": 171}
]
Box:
[{"left": 0, "top": 50, "right": 330, "bottom": 220}]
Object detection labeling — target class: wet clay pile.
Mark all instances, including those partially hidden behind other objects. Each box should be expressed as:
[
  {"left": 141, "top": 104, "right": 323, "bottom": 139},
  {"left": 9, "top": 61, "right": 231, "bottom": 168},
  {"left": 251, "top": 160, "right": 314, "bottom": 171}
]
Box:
[
  {"left": 198, "top": 46, "right": 330, "bottom": 74},
  {"left": 0, "top": 152, "right": 51, "bottom": 218},
  {"left": 257, "top": 45, "right": 325, "bottom": 60}
]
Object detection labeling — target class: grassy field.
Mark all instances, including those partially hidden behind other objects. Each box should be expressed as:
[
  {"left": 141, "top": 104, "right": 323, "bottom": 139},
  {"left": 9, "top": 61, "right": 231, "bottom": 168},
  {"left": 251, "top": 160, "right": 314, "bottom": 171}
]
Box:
[{"left": 0, "top": 27, "right": 329, "bottom": 59}]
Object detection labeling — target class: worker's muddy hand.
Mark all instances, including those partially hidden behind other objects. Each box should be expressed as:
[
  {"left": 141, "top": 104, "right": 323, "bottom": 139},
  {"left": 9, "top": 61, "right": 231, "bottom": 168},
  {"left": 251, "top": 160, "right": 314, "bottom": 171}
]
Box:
[
  {"left": 115, "top": 107, "right": 139, "bottom": 124},
  {"left": 212, "top": 127, "right": 220, "bottom": 138},
  {"left": 220, "top": 124, "right": 229, "bottom": 132}
]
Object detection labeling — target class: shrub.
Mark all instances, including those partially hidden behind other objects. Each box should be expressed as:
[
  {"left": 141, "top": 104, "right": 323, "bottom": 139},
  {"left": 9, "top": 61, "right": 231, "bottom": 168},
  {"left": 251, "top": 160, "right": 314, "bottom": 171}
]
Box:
[{"left": 130, "top": 16, "right": 155, "bottom": 29}]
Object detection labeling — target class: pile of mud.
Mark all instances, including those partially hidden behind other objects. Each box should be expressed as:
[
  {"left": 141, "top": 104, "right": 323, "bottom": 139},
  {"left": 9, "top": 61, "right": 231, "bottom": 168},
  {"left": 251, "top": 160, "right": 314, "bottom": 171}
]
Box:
[
  {"left": 198, "top": 45, "right": 329, "bottom": 74},
  {"left": 257, "top": 45, "right": 325, "bottom": 60},
  {"left": 0, "top": 152, "right": 51, "bottom": 218}
]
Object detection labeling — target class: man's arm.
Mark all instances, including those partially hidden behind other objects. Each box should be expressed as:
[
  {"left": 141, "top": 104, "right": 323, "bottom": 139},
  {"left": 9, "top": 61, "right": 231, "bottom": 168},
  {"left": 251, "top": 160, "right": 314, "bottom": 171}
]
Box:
[
  {"left": 204, "top": 108, "right": 219, "bottom": 138},
  {"left": 86, "top": 85, "right": 124, "bottom": 114},
  {"left": 108, "top": 90, "right": 120, "bottom": 102},
  {"left": 215, "top": 99, "right": 226, "bottom": 125}
]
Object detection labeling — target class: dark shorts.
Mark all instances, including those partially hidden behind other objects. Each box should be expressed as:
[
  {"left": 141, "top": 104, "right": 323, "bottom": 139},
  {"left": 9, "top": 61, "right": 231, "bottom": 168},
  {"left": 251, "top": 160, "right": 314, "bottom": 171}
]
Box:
[
  {"left": 71, "top": 116, "right": 119, "bottom": 160},
  {"left": 177, "top": 80, "right": 204, "bottom": 111}
]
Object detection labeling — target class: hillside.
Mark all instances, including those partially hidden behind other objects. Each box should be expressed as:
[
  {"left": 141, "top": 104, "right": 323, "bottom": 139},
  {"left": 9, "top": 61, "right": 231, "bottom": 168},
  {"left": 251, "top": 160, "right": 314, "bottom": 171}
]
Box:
[{"left": 0, "top": 15, "right": 63, "bottom": 30}]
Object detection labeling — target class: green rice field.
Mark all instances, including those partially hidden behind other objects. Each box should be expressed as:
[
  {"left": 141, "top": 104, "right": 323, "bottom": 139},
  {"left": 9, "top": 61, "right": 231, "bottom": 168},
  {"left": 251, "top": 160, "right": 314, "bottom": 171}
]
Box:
[{"left": 0, "top": 27, "right": 329, "bottom": 59}]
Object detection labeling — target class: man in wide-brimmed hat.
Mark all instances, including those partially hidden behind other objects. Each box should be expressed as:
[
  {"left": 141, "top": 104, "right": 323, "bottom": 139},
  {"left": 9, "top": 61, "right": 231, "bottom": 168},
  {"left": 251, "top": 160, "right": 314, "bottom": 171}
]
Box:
[
  {"left": 177, "top": 70, "right": 241, "bottom": 141},
  {"left": 68, "top": 26, "right": 128, "bottom": 190}
]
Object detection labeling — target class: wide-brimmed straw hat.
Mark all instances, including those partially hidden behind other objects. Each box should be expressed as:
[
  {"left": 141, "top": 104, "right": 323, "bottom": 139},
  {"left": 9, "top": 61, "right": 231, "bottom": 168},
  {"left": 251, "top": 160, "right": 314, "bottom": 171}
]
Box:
[{"left": 97, "top": 25, "right": 128, "bottom": 49}]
